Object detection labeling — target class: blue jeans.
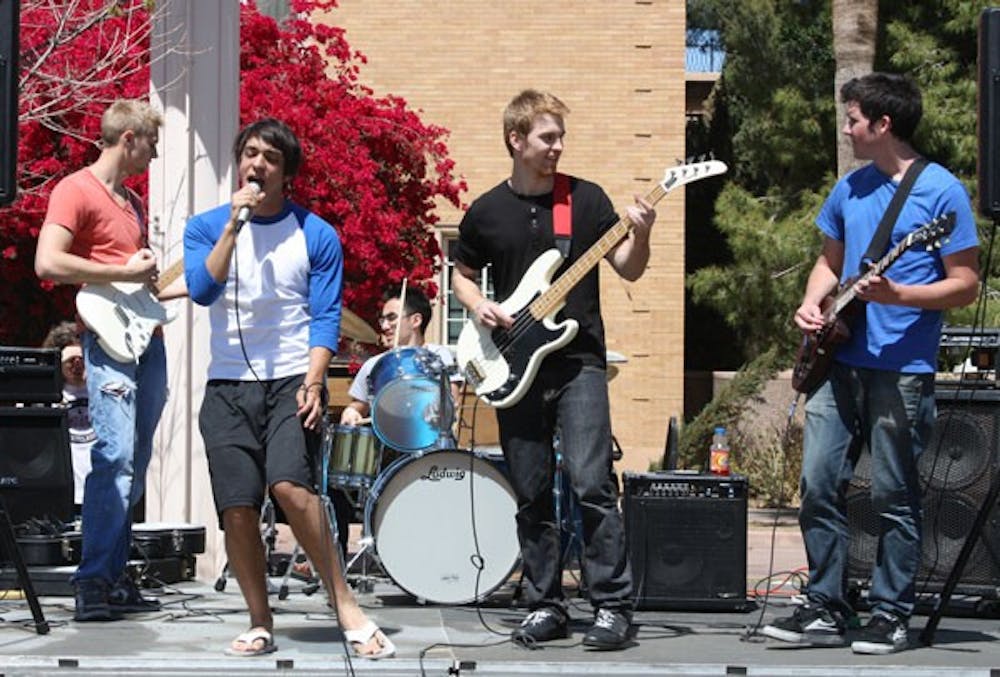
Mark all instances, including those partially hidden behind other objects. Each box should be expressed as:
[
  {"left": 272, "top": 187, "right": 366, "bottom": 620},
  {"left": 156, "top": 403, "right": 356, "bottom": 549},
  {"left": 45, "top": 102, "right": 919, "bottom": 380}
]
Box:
[
  {"left": 800, "top": 363, "right": 934, "bottom": 620},
  {"left": 73, "top": 331, "right": 167, "bottom": 584},
  {"left": 497, "top": 362, "right": 632, "bottom": 613}
]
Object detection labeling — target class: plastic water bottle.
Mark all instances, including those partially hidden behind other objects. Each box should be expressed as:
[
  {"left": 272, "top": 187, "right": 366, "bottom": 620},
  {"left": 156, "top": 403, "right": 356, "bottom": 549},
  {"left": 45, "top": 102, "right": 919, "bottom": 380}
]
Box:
[{"left": 709, "top": 426, "right": 731, "bottom": 476}]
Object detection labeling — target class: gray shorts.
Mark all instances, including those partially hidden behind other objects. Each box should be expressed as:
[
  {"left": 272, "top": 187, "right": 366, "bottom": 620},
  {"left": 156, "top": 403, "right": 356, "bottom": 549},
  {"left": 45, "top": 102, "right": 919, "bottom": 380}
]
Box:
[{"left": 199, "top": 374, "right": 319, "bottom": 522}]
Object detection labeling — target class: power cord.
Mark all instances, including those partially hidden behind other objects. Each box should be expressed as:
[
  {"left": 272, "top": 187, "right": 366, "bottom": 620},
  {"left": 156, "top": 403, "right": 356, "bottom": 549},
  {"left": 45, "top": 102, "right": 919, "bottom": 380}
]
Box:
[{"left": 741, "top": 391, "right": 803, "bottom": 642}]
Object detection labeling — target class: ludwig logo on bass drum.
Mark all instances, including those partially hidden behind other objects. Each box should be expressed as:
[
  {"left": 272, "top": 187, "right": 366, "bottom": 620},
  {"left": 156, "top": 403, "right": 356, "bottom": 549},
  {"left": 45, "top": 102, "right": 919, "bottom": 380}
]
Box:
[{"left": 421, "top": 465, "right": 466, "bottom": 482}]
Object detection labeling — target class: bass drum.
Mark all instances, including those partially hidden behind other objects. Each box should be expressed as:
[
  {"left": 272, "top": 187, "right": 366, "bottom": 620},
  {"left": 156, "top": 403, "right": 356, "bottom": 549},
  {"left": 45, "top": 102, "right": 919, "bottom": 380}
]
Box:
[{"left": 365, "top": 449, "right": 520, "bottom": 605}]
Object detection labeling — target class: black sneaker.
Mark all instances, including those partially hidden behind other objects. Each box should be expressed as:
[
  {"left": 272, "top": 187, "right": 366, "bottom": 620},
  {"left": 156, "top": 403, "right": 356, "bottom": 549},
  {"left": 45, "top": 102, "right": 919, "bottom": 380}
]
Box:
[
  {"left": 511, "top": 608, "right": 569, "bottom": 645},
  {"left": 851, "top": 613, "right": 908, "bottom": 655},
  {"left": 761, "top": 602, "right": 846, "bottom": 646},
  {"left": 582, "top": 608, "right": 631, "bottom": 649},
  {"left": 108, "top": 572, "right": 161, "bottom": 613},
  {"left": 74, "top": 579, "right": 121, "bottom": 622}
]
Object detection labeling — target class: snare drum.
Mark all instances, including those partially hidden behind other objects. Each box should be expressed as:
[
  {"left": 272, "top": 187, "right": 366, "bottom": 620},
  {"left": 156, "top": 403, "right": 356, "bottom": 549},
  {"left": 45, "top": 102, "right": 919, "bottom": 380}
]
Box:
[
  {"left": 364, "top": 449, "right": 520, "bottom": 604},
  {"left": 369, "top": 347, "right": 453, "bottom": 452},
  {"left": 328, "top": 424, "right": 382, "bottom": 488}
]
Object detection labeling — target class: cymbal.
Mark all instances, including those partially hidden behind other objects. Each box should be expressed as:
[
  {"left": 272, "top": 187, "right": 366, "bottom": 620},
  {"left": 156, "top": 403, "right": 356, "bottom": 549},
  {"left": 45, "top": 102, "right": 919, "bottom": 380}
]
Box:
[{"left": 341, "top": 307, "right": 379, "bottom": 344}]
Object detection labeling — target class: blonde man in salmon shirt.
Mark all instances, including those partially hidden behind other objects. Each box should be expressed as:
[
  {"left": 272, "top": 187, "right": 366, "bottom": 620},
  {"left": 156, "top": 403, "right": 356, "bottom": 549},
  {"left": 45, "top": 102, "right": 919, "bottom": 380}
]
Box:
[{"left": 35, "top": 99, "right": 185, "bottom": 622}]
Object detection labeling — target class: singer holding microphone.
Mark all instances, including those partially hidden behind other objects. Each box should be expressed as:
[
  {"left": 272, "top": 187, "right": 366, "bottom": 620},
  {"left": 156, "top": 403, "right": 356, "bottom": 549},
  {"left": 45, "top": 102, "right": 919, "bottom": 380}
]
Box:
[{"left": 183, "top": 118, "right": 395, "bottom": 659}]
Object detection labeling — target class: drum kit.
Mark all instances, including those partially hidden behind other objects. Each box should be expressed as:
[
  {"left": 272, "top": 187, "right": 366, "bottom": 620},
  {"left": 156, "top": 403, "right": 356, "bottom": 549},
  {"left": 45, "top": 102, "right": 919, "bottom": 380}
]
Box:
[{"left": 323, "top": 345, "right": 520, "bottom": 605}]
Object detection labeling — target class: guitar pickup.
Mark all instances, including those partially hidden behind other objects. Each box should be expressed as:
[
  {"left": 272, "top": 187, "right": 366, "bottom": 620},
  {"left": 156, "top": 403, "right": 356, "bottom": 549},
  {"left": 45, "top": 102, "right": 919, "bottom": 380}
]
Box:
[{"left": 464, "top": 360, "right": 485, "bottom": 387}]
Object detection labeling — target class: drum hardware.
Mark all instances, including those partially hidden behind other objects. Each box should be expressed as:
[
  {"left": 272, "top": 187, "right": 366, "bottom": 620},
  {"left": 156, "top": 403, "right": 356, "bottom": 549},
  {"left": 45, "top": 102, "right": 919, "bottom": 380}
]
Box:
[
  {"left": 552, "top": 432, "right": 585, "bottom": 579},
  {"left": 323, "top": 419, "right": 384, "bottom": 594},
  {"left": 214, "top": 492, "right": 284, "bottom": 594}
]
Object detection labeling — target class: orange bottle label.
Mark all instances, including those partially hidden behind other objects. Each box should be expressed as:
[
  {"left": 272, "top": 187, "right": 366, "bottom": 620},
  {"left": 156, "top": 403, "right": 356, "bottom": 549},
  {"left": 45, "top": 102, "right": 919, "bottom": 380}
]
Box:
[{"left": 710, "top": 448, "right": 730, "bottom": 475}]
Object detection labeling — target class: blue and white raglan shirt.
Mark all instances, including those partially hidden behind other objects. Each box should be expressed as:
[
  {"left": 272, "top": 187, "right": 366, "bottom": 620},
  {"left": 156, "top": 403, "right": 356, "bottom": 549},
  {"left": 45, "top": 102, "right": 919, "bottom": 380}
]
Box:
[
  {"left": 817, "top": 161, "right": 979, "bottom": 373},
  {"left": 184, "top": 201, "right": 343, "bottom": 381}
]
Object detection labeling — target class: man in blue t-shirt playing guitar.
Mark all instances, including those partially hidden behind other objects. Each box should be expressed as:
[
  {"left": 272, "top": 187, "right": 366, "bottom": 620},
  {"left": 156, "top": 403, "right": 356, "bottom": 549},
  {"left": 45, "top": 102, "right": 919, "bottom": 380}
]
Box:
[{"left": 763, "top": 72, "right": 980, "bottom": 655}]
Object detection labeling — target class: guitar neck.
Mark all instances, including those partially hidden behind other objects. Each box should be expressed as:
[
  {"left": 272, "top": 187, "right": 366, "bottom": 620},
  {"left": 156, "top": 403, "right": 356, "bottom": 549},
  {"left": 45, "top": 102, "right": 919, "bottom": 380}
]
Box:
[
  {"left": 528, "top": 179, "right": 673, "bottom": 319},
  {"left": 828, "top": 230, "right": 919, "bottom": 318},
  {"left": 155, "top": 259, "right": 185, "bottom": 294}
]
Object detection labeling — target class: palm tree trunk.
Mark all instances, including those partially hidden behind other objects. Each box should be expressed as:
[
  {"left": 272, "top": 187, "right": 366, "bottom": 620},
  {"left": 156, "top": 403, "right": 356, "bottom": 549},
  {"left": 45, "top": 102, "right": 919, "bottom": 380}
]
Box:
[{"left": 832, "top": 0, "right": 878, "bottom": 176}]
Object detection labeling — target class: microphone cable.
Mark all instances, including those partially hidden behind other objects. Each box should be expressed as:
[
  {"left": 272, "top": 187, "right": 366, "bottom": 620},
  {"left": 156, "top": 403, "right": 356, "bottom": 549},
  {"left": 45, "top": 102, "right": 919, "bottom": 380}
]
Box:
[{"left": 232, "top": 218, "right": 356, "bottom": 675}]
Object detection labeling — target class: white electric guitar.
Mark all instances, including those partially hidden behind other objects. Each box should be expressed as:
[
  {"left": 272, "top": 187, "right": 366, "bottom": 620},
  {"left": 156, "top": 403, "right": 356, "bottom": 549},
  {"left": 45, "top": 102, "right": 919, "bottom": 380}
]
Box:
[
  {"left": 76, "top": 259, "right": 184, "bottom": 363},
  {"left": 457, "top": 160, "right": 728, "bottom": 408}
]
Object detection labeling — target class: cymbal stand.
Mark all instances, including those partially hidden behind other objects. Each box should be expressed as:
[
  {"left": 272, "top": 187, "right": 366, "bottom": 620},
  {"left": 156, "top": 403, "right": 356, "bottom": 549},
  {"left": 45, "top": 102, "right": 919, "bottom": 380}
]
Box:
[
  {"left": 436, "top": 364, "right": 458, "bottom": 450},
  {"left": 552, "top": 431, "right": 585, "bottom": 585},
  {"left": 213, "top": 493, "right": 282, "bottom": 594}
]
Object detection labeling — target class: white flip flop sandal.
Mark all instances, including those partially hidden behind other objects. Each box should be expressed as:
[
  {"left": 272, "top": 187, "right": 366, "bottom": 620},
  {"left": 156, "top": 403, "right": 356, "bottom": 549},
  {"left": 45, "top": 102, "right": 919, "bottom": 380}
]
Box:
[
  {"left": 343, "top": 620, "right": 396, "bottom": 659},
  {"left": 225, "top": 627, "right": 277, "bottom": 657}
]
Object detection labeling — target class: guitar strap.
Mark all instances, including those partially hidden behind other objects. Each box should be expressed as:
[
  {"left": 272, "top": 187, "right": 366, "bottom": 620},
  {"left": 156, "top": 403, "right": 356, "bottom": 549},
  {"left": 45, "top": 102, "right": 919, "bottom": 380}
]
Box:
[
  {"left": 553, "top": 173, "right": 572, "bottom": 258},
  {"left": 858, "top": 157, "right": 928, "bottom": 274},
  {"left": 124, "top": 189, "right": 149, "bottom": 248}
]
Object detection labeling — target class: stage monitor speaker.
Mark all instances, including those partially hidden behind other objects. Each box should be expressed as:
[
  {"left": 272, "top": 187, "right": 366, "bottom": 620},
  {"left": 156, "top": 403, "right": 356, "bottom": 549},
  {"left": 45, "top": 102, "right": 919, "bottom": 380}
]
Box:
[
  {"left": 848, "top": 388, "right": 1000, "bottom": 596},
  {"left": 0, "top": 0, "right": 18, "bottom": 207},
  {"left": 623, "top": 471, "right": 749, "bottom": 610},
  {"left": 0, "top": 406, "right": 73, "bottom": 527},
  {"left": 979, "top": 7, "right": 1000, "bottom": 218}
]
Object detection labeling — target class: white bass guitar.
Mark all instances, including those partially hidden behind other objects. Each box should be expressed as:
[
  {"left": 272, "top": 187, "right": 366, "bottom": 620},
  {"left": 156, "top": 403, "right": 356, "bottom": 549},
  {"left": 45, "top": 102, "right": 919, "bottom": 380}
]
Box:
[
  {"left": 76, "top": 259, "right": 184, "bottom": 363},
  {"left": 457, "top": 160, "right": 728, "bottom": 408}
]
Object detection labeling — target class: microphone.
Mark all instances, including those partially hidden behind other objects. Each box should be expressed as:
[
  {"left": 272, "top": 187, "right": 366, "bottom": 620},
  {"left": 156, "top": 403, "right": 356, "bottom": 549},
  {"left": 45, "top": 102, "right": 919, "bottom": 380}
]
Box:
[{"left": 234, "top": 180, "right": 262, "bottom": 233}]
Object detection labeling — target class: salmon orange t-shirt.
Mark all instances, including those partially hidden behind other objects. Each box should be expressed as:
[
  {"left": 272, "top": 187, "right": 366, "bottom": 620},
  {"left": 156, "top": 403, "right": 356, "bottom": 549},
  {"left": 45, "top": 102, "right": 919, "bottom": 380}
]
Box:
[{"left": 43, "top": 169, "right": 146, "bottom": 266}]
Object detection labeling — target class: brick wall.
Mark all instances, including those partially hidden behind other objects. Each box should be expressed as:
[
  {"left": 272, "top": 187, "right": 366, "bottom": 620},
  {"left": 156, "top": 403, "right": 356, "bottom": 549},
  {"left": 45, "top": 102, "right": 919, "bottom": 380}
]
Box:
[{"left": 318, "top": 1, "right": 687, "bottom": 473}]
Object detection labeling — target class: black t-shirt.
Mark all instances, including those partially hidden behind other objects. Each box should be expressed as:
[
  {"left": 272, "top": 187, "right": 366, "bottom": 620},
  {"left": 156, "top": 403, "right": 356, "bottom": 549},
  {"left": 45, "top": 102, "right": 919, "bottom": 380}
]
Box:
[{"left": 455, "top": 176, "right": 618, "bottom": 367}]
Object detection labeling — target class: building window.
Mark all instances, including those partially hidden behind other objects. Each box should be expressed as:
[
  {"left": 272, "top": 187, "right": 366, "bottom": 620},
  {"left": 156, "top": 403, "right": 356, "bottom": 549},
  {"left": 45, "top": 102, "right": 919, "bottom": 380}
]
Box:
[{"left": 442, "top": 237, "right": 493, "bottom": 346}]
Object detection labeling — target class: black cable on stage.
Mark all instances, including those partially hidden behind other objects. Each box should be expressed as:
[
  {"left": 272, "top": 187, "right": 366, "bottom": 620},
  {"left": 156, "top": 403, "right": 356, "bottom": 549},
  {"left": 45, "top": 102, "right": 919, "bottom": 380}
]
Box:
[{"left": 741, "top": 391, "right": 803, "bottom": 643}]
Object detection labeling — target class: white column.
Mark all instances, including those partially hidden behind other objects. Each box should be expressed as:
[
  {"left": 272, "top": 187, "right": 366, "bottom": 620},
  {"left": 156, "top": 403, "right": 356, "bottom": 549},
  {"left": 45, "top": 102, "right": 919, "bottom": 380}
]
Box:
[{"left": 147, "top": 0, "right": 240, "bottom": 581}]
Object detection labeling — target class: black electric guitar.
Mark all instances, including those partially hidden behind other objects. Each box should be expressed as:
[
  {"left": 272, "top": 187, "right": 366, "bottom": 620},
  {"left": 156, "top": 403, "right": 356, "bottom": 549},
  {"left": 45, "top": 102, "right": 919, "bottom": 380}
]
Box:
[
  {"left": 791, "top": 212, "right": 956, "bottom": 394},
  {"left": 456, "top": 160, "right": 728, "bottom": 408}
]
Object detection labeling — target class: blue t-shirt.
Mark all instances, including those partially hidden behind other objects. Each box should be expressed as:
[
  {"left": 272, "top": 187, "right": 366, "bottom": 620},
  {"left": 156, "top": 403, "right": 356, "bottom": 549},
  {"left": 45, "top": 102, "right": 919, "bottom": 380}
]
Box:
[
  {"left": 816, "top": 162, "right": 978, "bottom": 373},
  {"left": 184, "top": 200, "right": 343, "bottom": 380}
]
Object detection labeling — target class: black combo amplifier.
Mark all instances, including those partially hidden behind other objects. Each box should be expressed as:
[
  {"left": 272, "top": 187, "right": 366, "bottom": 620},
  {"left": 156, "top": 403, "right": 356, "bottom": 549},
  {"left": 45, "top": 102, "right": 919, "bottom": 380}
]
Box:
[
  {"left": 623, "top": 471, "right": 751, "bottom": 611},
  {"left": 0, "top": 347, "right": 62, "bottom": 404}
]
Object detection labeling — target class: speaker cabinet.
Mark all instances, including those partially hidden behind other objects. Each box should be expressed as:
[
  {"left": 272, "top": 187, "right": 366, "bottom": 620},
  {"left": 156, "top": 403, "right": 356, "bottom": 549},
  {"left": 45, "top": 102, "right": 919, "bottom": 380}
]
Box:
[
  {"left": 623, "top": 472, "right": 749, "bottom": 610},
  {"left": 979, "top": 8, "right": 1000, "bottom": 218},
  {"left": 848, "top": 388, "right": 1000, "bottom": 595},
  {"left": 0, "top": 0, "right": 17, "bottom": 207},
  {"left": 0, "top": 407, "right": 73, "bottom": 526}
]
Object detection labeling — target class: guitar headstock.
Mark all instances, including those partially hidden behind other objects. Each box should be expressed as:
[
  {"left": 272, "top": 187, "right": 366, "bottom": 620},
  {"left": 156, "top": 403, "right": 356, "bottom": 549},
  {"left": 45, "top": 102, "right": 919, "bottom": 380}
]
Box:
[
  {"left": 909, "top": 212, "right": 956, "bottom": 251},
  {"left": 659, "top": 160, "right": 728, "bottom": 193}
]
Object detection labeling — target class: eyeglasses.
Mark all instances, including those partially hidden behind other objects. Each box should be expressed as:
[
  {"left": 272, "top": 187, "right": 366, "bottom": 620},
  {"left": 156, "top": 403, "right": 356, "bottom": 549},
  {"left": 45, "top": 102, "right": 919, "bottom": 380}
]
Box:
[{"left": 377, "top": 312, "right": 412, "bottom": 325}]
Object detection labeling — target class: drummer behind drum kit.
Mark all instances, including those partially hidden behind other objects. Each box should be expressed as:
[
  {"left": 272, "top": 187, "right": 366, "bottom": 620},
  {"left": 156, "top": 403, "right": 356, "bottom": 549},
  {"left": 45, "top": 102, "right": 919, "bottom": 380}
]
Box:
[{"left": 325, "top": 345, "right": 520, "bottom": 605}]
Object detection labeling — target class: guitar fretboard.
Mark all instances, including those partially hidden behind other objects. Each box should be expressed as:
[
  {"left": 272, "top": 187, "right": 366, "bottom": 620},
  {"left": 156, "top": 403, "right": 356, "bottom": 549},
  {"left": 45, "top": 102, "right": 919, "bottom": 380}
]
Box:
[
  {"left": 155, "top": 259, "right": 185, "bottom": 294},
  {"left": 826, "top": 213, "right": 954, "bottom": 320}
]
